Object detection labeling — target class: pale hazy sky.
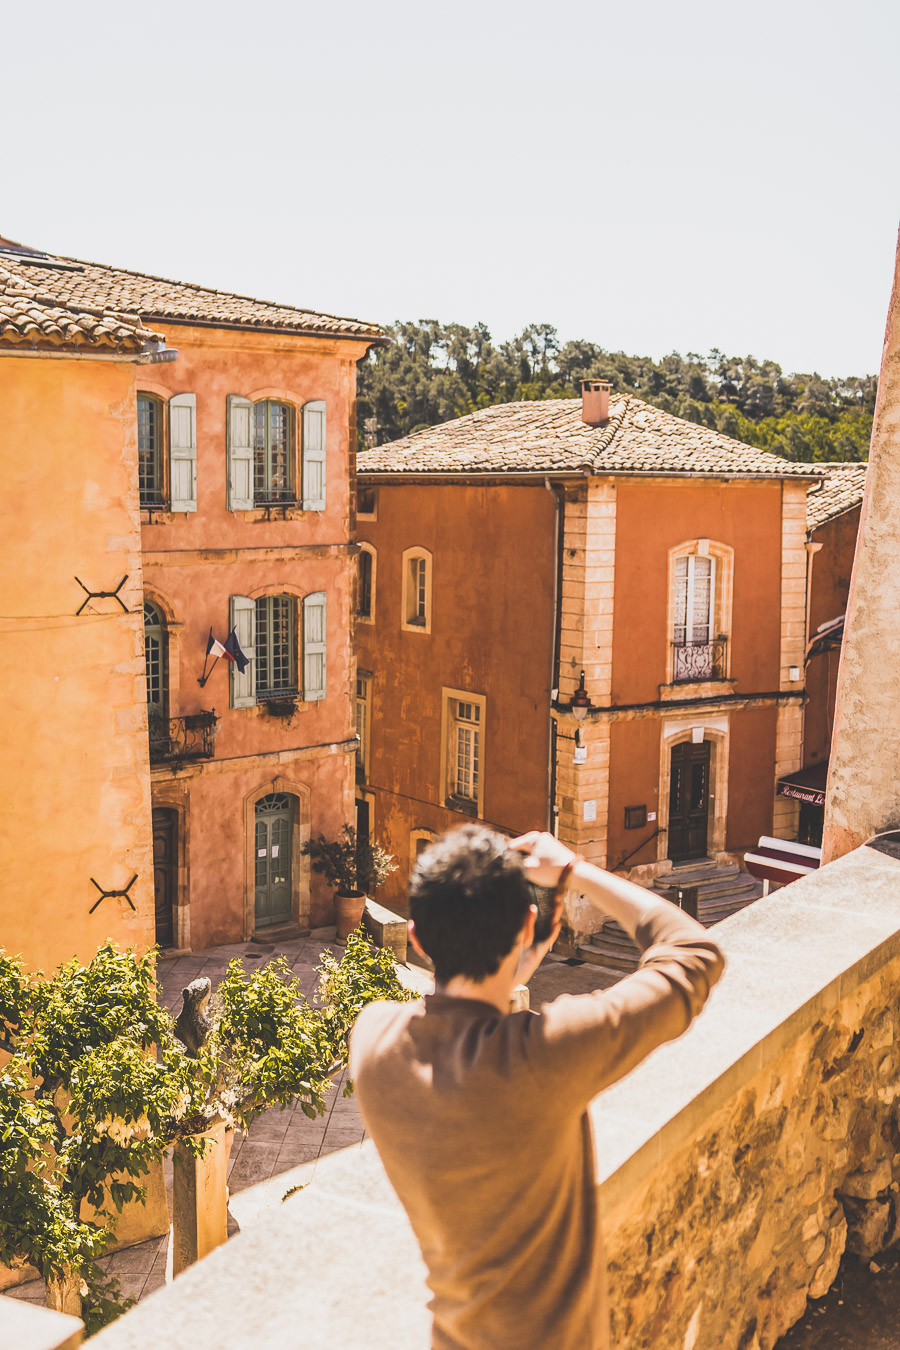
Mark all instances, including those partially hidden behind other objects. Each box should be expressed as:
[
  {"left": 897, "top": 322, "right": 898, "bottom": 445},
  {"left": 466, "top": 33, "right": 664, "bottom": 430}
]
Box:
[{"left": 4, "top": 0, "right": 898, "bottom": 376}]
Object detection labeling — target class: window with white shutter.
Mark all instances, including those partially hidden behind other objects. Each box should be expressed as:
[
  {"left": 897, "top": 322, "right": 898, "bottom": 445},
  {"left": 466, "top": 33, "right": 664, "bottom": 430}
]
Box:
[
  {"left": 169, "top": 393, "right": 197, "bottom": 513},
  {"left": 227, "top": 396, "right": 254, "bottom": 510},
  {"left": 255, "top": 595, "right": 296, "bottom": 693},
  {"left": 301, "top": 401, "right": 326, "bottom": 511},
  {"left": 137, "top": 394, "right": 164, "bottom": 507},
  {"left": 302, "top": 591, "right": 327, "bottom": 701},
  {"left": 229, "top": 594, "right": 256, "bottom": 707}
]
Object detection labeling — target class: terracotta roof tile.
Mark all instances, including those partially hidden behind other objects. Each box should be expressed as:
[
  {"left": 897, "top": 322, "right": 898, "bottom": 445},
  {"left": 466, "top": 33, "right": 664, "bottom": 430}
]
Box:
[
  {"left": 0, "top": 264, "right": 166, "bottom": 355},
  {"left": 0, "top": 243, "right": 385, "bottom": 343},
  {"left": 359, "top": 397, "right": 823, "bottom": 480},
  {"left": 806, "top": 462, "right": 868, "bottom": 531}
]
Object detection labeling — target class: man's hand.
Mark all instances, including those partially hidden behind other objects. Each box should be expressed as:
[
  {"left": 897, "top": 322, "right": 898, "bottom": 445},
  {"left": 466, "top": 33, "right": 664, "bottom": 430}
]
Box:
[{"left": 509, "top": 831, "right": 577, "bottom": 888}]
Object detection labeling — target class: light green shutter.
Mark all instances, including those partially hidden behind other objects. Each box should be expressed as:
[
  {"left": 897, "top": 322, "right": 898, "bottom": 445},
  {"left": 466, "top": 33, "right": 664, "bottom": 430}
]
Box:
[
  {"left": 227, "top": 395, "right": 254, "bottom": 510},
  {"left": 169, "top": 392, "right": 197, "bottom": 512},
  {"left": 229, "top": 594, "right": 256, "bottom": 708},
  {"left": 301, "top": 401, "right": 326, "bottom": 511},
  {"left": 302, "top": 591, "right": 326, "bottom": 701}
]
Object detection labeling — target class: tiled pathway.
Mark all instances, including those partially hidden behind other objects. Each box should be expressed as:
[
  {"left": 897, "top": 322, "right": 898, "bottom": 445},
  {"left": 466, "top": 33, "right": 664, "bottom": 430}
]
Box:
[{"left": 6, "top": 934, "right": 610, "bottom": 1309}]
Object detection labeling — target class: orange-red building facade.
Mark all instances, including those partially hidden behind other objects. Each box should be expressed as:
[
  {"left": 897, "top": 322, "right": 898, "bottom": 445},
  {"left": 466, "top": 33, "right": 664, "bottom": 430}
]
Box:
[
  {"left": 357, "top": 399, "right": 817, "bottom": 930},
  {"left": 140, "top": 323, "right": 378, "bottom": 948}
]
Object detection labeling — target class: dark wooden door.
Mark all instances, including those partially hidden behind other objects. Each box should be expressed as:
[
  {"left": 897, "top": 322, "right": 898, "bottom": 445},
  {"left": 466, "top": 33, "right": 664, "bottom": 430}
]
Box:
[
  {"left": 668, "top": 741, "right": 711, "bottom": 862},
  {"left": 152, "top": 808, "right": 177, "bottom": 948},
  {"left": 356, "top": 797, "right": 371, "bottom": 850}
]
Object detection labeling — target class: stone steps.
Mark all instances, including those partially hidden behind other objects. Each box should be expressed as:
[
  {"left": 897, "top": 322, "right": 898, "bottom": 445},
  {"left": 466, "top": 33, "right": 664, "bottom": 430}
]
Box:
[{"left": 579, "top": 865, "right": 764, "bottom": 978}]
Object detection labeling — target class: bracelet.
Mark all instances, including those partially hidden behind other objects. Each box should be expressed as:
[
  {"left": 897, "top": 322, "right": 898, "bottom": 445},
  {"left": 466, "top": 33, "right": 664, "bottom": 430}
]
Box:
[{"left": 554, "top": 855, "right": 584, "bottom": 900}]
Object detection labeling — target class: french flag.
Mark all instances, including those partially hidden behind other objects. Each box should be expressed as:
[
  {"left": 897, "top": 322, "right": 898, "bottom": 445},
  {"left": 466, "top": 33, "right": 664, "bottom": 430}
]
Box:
[{"left": 206, "top": 629, "right": 232, "bottom": 662}]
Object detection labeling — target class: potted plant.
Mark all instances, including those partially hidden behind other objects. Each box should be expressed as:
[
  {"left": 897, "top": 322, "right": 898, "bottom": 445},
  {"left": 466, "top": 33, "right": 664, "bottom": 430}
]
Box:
[{"left": 302, "top": 825, "right": 397, "bottom": 941}]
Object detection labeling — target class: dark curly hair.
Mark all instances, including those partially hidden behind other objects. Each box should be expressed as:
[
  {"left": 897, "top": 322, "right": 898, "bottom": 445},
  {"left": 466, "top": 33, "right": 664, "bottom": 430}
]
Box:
[{"left": 409, "top": 825, "right": 533, "bottom": 983}]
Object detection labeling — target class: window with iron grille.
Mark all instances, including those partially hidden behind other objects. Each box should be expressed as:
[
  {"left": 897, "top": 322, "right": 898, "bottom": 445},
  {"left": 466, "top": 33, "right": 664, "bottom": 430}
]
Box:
[
  {"left": 255, "top": 595, "right": 296, "bottom": 693},
  {"left": 253, "top": 401, "right": 293, "bottom": 503},
  {"left": 137, "top": 395, "right": 165, "bottom": 506}
]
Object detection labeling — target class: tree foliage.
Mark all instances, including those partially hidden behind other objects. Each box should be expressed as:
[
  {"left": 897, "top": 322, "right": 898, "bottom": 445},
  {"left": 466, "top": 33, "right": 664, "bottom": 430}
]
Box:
[
  {"left": 357, "top": 322, "right": 875, "bottom": 463},
  {"left": 0, "top": 934, "right": 413, "bottom": 1332}
]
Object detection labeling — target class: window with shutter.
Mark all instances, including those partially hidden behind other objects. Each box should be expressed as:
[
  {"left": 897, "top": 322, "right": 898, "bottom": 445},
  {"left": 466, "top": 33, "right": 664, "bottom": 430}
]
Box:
[
  {"left": 255, "top": 595, "right": 296, "bottom": 693},
  {"left": 227, "top": 396, "right": 254, "bottom": 510},
  {"left": 229, "top": 595, "right": 256, "bottom": 707},
  {"left": 301, "top": 401, "right": 326, "bottom": 511},
  {"left": 302, "top": 591, "right": 327, "bottom": 701},
  {"left": 138, "top": 395, "right": 165, "bottom": 507},
  {"left": 253, "top": 401, "right": 293, "bottom": 504},
  {"left": 169, "top": 393, "right": 197, "bottom": 513}
]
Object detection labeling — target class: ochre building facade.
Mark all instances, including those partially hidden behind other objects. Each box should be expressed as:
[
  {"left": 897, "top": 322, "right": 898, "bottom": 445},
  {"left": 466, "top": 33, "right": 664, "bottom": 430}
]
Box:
[
  {"left": 0, "top": 252, "right": 168, "bottom": 970},
  {"left": 1, "top": 239, "right": 384, "bottom": 955}
]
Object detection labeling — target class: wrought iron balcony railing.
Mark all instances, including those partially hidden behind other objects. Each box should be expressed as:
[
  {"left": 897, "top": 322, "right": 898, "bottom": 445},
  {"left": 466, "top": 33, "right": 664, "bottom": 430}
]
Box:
[
  {"left": 672, "top": 637, "right": 728, "bottom": 683},
  {"left": 149, "top": 711, "right": 219, "bottom": 764}
]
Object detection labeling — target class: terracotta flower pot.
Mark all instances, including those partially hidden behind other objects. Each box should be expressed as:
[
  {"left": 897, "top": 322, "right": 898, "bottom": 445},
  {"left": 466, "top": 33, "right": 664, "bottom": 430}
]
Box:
[{"left": 334, "top": 892, "right": 366, "bottom": 942}]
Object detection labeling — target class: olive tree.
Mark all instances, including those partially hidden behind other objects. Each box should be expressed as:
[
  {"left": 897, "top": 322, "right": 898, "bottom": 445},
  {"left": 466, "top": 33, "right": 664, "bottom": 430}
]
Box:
[{"left": 0, "top": 930, "right": 413, "bottom": 1332}]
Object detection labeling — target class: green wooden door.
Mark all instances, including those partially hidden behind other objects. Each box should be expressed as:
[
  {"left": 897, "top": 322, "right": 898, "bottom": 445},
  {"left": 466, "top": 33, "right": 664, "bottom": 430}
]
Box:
[{"left": 254, "top": 794, "right": 293, "bottom": 928}]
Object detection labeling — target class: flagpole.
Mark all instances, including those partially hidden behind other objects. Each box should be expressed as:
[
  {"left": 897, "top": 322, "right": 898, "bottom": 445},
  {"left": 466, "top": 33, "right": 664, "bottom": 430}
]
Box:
[{"left": 198, "top": 655, "right": 219, "bottom": 689}]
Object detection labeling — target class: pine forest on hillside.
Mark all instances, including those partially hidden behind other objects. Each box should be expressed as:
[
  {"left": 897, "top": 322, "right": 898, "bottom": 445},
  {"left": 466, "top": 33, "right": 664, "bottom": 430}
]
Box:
[{"left": 357, "top": 321, "right": 876, "bottom": 463}]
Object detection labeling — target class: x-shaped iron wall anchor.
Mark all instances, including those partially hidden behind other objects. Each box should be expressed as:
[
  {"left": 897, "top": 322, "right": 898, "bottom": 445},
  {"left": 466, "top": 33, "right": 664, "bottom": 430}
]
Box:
[
  {"left": 74, "top": 575, "right": 129, "bottom": 616},
  {"left": 89, "top": 875, "right": 138, "bottom": 914}
]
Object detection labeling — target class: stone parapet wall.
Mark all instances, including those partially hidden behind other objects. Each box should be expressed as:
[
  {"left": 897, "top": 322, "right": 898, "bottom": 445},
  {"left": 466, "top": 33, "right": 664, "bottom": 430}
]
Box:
[
  {"left": 604, "top": 957, "right": 900, "bottom": 1349},
  {"left": 594, "top": 841, "right": 900, "bottom": 1350}
]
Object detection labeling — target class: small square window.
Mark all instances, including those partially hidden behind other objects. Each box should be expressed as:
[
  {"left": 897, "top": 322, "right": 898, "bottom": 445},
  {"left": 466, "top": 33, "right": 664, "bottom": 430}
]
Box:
[
  {"left": 358, "top": 485, "right": 377, "bottom": 518},
  {"left": 624, "top": 805, "right": 647, "bottom": 830}
]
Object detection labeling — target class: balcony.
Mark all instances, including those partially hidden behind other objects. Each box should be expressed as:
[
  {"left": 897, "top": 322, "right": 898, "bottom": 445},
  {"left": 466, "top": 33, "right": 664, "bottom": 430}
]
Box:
[
  {"left": 672, "top": 636, "right": 727, "bottom": 683},
  {"left": 149, "top": 711, "right": 218, "bottom": 765}
]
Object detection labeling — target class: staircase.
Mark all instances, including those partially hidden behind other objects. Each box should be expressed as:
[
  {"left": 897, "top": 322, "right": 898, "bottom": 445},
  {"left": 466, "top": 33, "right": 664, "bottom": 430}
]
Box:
[{"left": 576, "top": 858, "right": 763, "bottom": 978}]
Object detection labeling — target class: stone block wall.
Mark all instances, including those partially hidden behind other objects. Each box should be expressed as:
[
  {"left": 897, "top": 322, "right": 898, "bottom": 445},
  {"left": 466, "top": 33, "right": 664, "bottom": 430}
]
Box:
[{"left": 599, "top": 849, "right": 900, "bottom": 1349}]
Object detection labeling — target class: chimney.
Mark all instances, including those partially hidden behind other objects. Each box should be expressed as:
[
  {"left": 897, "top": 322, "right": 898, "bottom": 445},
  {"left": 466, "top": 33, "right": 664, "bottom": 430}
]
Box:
[{"left": 581, "top": 379, "right": 611, "bottom": 427}]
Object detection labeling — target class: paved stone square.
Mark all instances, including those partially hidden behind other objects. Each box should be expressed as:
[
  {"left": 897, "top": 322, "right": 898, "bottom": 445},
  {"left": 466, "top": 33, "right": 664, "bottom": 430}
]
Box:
[{"left": 6, "top": 932, "right": 612, "bottom": 1310}]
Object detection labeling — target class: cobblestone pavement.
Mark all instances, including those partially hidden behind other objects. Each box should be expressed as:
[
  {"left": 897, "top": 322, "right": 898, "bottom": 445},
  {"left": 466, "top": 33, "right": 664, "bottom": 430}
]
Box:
[{"left": 5, "top": 939, "right": 612, "bottom": 1310}]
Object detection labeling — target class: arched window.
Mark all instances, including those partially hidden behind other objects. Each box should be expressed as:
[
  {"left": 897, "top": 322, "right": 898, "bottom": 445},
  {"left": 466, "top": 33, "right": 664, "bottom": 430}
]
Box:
[
  {"left": 358, "top": 544, "right": 376, "bottom": 621},
  {"left": 144, "top": 602, "right": 168, "bottom": 749},
  {"left": 667, "top": 541, "right": 733, "bottom": 684},
  {"left": 401, "top": 546, "right": 432, "bottom": 634}
]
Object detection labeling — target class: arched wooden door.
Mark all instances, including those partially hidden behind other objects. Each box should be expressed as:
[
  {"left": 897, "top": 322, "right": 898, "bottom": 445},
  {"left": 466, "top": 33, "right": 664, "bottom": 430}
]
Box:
[
  {"left": 152, "top": 807, "right": 177, "bottom": 947},
  {"left": 255, "top": 794, "right": 293, "bottom": 928}
]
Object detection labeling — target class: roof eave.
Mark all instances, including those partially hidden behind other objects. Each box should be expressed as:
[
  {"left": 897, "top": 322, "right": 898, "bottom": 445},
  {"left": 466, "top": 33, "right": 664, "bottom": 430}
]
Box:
[{"left": 142, "top": 313, "right": 388, "bottom": 346}]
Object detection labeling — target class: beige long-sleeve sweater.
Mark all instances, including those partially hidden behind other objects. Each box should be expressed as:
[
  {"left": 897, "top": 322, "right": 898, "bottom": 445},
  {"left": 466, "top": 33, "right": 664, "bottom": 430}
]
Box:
[{"left": 350, "top": 904, "right": 725, "bottom": 1350}]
